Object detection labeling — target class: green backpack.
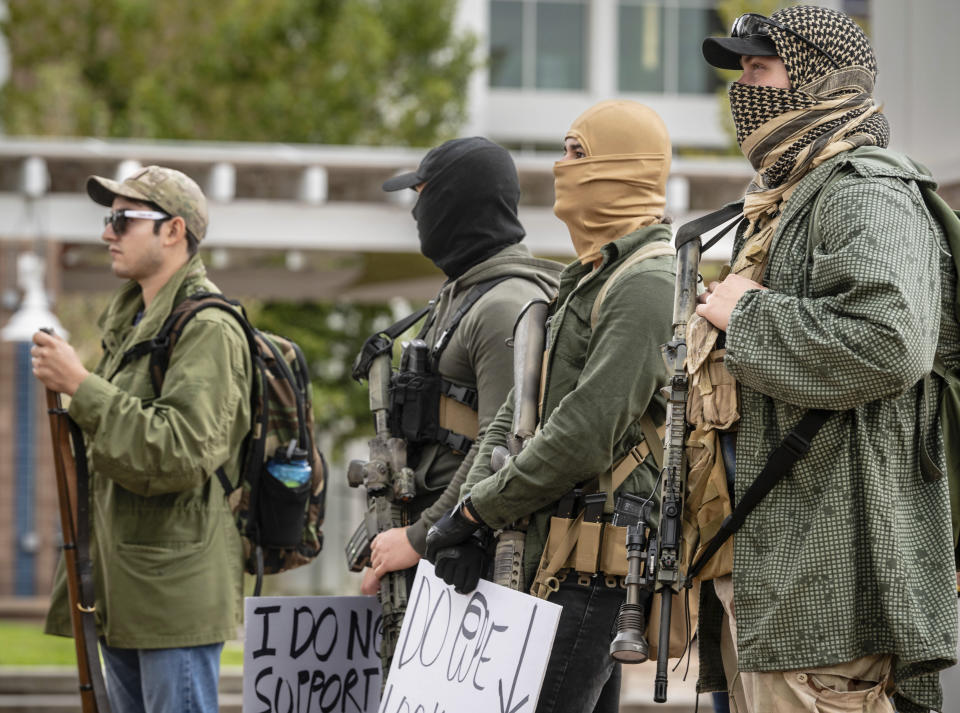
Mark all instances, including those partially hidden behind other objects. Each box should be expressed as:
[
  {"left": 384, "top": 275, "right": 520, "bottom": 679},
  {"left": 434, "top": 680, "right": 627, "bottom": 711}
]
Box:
[
  {"left": 119, "top": 292, "right": 327, "bottom": 594},
  {"left": 809, "top": 151, "right": 960, "bottom": 546}
]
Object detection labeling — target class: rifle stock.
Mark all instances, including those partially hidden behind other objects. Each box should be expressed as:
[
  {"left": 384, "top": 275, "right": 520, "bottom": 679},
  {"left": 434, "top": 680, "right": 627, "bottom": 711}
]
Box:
[
  {"left": 45, "top": 386, "right": 111, "bottom": 713},
  {"left": 653, "top": 237, "right": 700, "bottom": 702},
  {"left": 490, "top": 299, "right": 549, "bottom": 590}
]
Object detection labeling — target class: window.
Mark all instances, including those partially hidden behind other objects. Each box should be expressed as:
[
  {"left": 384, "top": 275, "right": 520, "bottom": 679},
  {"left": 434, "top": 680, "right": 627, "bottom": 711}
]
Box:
[
  {"left": 618, "top": 1, "right": 723, "bottom": 95},
  {"left": 490, "top": 0, "right": 587, "bottom": 90}
]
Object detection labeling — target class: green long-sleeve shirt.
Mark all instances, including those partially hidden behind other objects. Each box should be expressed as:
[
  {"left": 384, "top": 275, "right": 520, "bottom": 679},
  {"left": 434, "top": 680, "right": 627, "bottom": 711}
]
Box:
[{"left": 462, "top": 225, "right": 675, "bottom": 586}]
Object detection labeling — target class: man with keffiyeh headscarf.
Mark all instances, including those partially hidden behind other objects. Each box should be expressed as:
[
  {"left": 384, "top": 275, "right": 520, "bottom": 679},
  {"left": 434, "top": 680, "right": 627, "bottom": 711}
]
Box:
[{"left": 693, "top": 6, "right": 957, "bottom": 713}]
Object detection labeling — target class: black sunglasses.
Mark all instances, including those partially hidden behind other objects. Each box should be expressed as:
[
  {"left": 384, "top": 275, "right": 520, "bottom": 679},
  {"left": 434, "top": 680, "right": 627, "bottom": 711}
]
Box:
[
  {"left": 104, "top": 209, "right": 171, "bottom": 235},
  {"left": 731, "top": 13, "right": 840, "bottom": 69}
]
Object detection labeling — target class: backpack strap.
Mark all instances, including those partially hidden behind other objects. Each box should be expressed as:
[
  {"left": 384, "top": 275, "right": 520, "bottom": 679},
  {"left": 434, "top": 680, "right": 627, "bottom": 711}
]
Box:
[
  {"left": 118, "top": 292, "right": 258, "bottom": 394},
  {"left": 600, "top": 416, "right": 667, "bottom": 513},
  {"left": 805, "top": 163, "right": 854, "bottom": 297},
  {"left": 119, "top": 293, "right": 262, "bottom": 496},
  {"left": 590, "top": 241, "right": 676, "bottom": 329},
  {"left": 588, "top": 244, "right": 675, "bottom": 510}
]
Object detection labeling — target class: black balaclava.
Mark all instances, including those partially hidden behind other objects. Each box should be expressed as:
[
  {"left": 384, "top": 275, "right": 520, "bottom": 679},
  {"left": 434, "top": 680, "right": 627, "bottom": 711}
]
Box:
[
  {"left": 410, "top": 138, "right": 525, "bottom": 280},
  {"left": 727, "top": 5, "right": 889, "bottom": 188}
]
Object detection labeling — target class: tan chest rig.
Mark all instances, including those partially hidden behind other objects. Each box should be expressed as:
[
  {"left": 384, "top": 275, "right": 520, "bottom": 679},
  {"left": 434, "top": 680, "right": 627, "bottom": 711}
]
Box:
[{"left": 684, "top": 205, "right": 783, "bottom": 581}]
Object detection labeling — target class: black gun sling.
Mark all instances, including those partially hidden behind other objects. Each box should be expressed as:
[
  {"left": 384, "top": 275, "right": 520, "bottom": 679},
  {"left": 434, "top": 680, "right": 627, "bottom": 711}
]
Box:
[
  {"left": 352, "top": 304, "right": 433, "bottom": 382},
  {"left": 674, "top": 204, "right": 833, "bottom": 585},
  {"left": 685, "top": 408, "right": 832, "bottom": 584}
]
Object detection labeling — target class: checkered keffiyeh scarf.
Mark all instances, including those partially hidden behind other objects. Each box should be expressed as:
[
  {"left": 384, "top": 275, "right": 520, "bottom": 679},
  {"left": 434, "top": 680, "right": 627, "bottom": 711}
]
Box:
[{"left": 730, "top": 5, "right": 890, "bottom": 193}]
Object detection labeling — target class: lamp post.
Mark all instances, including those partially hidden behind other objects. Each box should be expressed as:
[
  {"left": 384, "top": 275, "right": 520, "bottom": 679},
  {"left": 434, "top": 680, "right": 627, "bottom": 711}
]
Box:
[{"left": 1, "top": 252, "right": 67, "bottom": 595}]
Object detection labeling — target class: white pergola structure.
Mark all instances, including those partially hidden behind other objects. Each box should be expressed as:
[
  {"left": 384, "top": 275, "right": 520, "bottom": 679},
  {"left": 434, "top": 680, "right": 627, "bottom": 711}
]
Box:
[{"left": 0, "top": 137, "right": 756, "bottom": 304}]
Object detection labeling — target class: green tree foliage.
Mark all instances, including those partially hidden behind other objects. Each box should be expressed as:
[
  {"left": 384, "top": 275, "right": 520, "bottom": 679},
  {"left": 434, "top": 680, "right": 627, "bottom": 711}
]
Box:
[{"left": 1, "top": 0, "right": 476, "bottom": 146}]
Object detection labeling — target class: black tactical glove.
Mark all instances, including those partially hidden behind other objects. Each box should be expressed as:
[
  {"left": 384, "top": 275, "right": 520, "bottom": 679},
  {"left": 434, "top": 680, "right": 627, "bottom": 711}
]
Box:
[
  {"left": 425, "top": 497, "right": 484, "bottom": 563},
  {"left": 433, "top": 529, "right": 492, "bottom": 594}
]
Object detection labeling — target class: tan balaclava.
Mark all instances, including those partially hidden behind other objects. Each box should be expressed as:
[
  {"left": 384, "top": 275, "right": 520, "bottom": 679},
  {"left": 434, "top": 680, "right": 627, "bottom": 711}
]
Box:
[{"left": 553, "top": 100, "right": 671, "bottom": 265}]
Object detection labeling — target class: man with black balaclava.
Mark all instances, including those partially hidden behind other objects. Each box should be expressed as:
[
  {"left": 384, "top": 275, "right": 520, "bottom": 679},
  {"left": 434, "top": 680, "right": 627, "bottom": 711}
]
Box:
[
  {"left": 690, "top": 6, "right": 957, "bottom": 712},
  {"left": 424, "top": 101, "right": 677, "bottom": 713},
  {"left": 358, "top": 138, "right": 562, "bottom": 658}
]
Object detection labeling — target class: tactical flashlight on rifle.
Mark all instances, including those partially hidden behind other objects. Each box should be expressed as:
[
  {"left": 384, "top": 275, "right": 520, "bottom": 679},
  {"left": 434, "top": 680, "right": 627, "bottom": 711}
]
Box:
[
  {"left": 610, "top": 493, "right": 655, "bottom": 663},
  {"left": 611, "top": 205, "right": 743, "bottom": 702}
]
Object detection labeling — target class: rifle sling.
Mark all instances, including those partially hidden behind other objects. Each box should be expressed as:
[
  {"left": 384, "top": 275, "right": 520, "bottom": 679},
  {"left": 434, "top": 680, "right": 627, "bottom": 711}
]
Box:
[
  {"left": 675, "top": 201, "right": 745, "bottom": 251},
  {"left": 66, "top": 415, "right": 112, "bottom": 712},
  {"left": 685, "top": 408, "right": 832, "bottom": 584},
  {"left": 352, "top": 304, "right": 432, "bottom": 381},
  {"left": 428, "top": 275, "right": 513, "bottom": 366}
]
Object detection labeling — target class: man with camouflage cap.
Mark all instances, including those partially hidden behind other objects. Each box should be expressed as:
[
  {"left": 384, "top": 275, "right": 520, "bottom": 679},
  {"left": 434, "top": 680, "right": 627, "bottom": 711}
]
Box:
[
  {"left": 693, "top": 6, "right": 957, "bottom": 712},
  {"left": 32, "top": 166, "right": 251, "bottom": 713}
]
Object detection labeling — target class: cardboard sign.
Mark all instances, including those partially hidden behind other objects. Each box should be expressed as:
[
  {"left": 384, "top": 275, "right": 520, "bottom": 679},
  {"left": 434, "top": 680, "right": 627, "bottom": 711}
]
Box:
[
  {"left": 243, "top": 595, "right": 383, "bottom": 713},
  {"left": 380, "top": 560, "right": 562, "bottom": 713}
]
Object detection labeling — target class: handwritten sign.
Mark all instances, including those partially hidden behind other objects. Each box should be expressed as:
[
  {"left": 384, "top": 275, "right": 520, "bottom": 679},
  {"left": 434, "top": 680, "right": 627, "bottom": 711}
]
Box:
[
  {"left": 243, "top": 595, "right": 383, "bottom": 713},
  {"left": 380, "top": 560, "right": 561, "bottom": 713}
]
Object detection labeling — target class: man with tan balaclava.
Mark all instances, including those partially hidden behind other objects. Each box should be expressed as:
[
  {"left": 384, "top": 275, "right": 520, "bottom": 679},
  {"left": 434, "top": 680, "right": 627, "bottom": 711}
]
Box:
[
  {"left": 424, "top": 100, "right": 676, "bottom": 713},
  {"left": 692, "top": 6, "right": 957, "bottom": 713}
]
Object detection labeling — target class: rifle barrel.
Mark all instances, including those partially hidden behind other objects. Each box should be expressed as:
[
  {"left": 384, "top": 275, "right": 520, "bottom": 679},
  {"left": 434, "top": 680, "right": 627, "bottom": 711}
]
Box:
[{"left": 45, "top": 388, "right": 110, "bottom": 713}]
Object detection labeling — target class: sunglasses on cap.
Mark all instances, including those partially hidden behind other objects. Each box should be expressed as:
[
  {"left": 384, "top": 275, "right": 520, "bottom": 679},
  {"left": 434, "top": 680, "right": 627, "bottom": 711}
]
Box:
[
  {"left": 731, "top": 13, "right": 840, "bottom": 69},
  {"left": 104, "top": 209, "right": 171, "bottom": 235}
]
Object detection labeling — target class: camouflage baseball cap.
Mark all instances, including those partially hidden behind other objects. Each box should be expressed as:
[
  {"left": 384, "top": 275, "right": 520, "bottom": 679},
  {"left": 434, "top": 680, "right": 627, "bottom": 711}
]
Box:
[{"left": 86, "top": 165, "right": 209, "bottom": 240}]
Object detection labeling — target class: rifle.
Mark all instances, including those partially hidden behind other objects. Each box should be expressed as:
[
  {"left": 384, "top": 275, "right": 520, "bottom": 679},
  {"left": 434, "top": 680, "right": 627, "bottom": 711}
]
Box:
[
  {"left": 650, "top": 230, "right": 700, "bottom": 702},
  {"left": 489, "top": 298, "right": 549, "bottom": 590},
  {"left": 43, "top": 335, "right": 112, "bottom": 713},
  {"left": 346, "top": 346, "right": 416, "bottom": 671},
  {"left": 605, "top": 206, "right": 744, "bottom": 701}
]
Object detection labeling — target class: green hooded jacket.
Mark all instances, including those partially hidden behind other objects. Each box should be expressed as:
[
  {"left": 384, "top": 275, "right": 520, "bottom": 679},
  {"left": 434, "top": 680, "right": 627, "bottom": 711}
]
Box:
[
  {"left": 405, "top": 243, "right": 562, "bottom": 553},
  {"left": 45, "top": 256, "right": 251, "bottom": 648},
  {"left": 696, "top": 147, "right": 958, "bottom": 713},
  {"left": 463, "top": 225, "right": 675, "bottom": 586}
]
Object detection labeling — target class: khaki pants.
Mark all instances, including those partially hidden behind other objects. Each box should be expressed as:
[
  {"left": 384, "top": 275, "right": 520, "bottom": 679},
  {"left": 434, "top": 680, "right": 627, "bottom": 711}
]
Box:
[{"left": 713, "top": 575, "right": 894, "bottom": 713}]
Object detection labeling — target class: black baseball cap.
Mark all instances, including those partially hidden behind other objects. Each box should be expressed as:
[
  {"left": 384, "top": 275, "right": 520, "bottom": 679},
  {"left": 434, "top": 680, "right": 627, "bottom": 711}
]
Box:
[
  {"left": 382, "top": 137, "right": 497, "bottom": 192},
  {"left": 702, "top": 34, "right": 779, "bottom": 70}
]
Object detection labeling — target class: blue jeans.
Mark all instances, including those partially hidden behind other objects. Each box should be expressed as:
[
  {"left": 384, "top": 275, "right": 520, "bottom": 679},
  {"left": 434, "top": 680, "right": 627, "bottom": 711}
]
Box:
[
  {"left": 100, "top": 641, "right": 224, "bottom": 713},
  {"left": 535, "top": 577, "right": 626, "bottom": 713}
]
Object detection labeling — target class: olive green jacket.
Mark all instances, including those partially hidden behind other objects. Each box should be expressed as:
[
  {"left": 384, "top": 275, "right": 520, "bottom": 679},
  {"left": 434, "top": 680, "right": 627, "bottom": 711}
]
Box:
[
  {"left": 405, "top": 243, "right": 562, "bottom": 553},
  {"left": 45, "top": 256, "right": 251, "bottom": 648},
  {"left": 696, "top": 148, "right": 957, "bottom": 713},
  {"left": 463, "top": 225, "right": 675, "bottom": 586}
]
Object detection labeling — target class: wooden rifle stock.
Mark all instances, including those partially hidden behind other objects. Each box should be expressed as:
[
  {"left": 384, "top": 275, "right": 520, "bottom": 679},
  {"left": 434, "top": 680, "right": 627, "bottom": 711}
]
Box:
[{"left": 45, "top": 387, "right": 111, "bottom": 713}]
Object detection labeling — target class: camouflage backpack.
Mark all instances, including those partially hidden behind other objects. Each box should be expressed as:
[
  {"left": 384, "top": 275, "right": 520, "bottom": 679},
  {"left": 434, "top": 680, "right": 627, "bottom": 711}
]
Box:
[{"left": 120, "top": 292, "right": 326, "bottom": 594}]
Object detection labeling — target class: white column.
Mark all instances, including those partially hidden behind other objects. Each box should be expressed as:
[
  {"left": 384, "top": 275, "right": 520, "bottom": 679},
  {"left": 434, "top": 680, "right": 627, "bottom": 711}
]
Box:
[
  {"left": 589, "top": 0, "right": 618, "bottom": 98},
  {"left": 455, "top": 0, "right": 489, "bottom": 137},
  {"left": 21, "top": 157, "right": 49, "bottom": 199},
  {"left": 298, "top": 166, "right": 328, "bottom": 205},
  {"left": 115, "top": 159, "right": 143, "bottom": 182},
  {"left": 207, "top": 162, "right": 236, "bottom": 203}
]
